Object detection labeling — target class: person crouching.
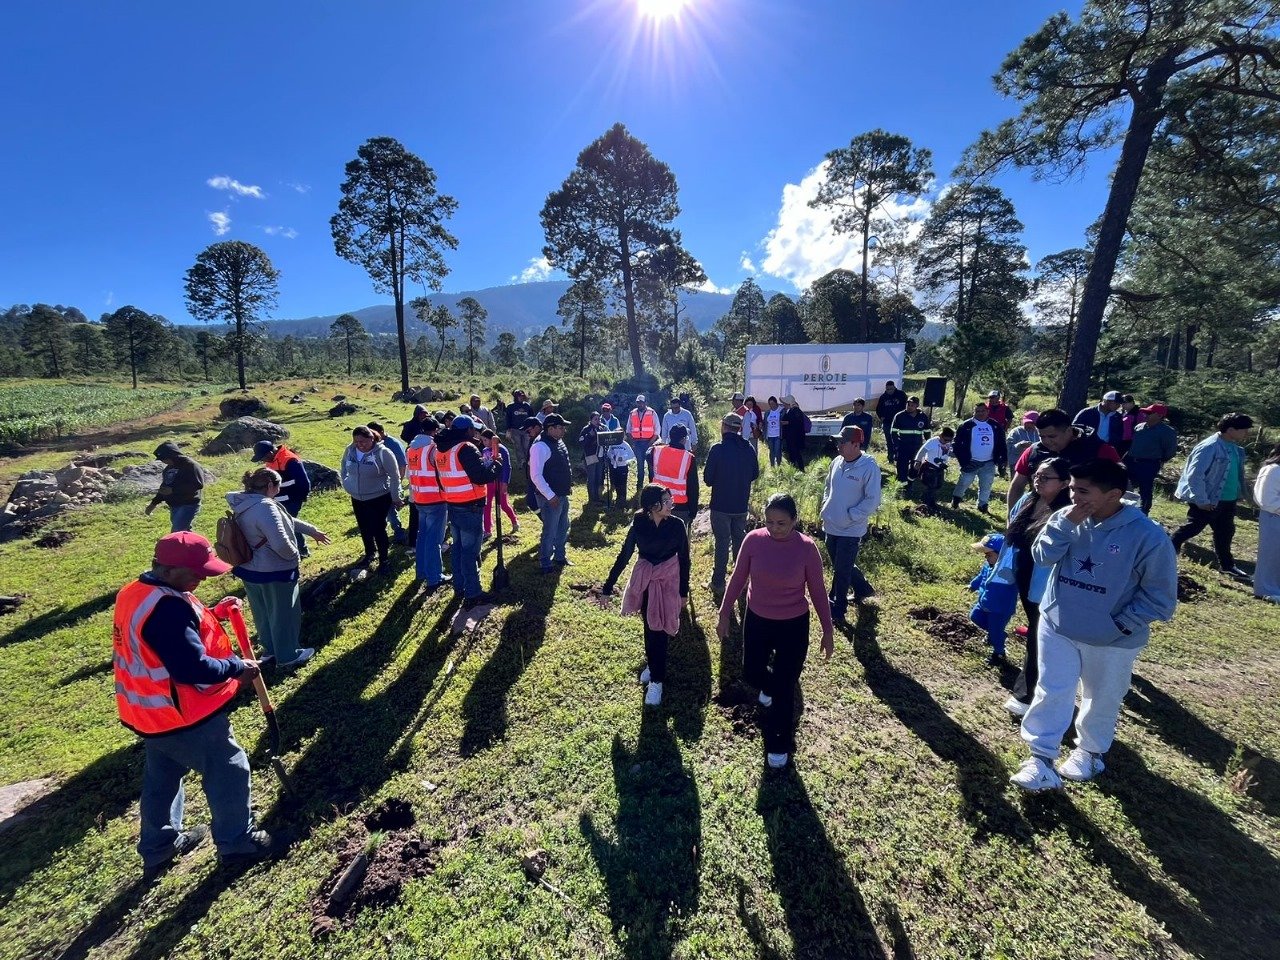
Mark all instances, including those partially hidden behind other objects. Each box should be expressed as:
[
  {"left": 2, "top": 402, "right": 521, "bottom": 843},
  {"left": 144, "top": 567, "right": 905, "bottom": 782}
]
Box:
[{"left": 967, "top": 532, "right": 1018, "bottom": 666}]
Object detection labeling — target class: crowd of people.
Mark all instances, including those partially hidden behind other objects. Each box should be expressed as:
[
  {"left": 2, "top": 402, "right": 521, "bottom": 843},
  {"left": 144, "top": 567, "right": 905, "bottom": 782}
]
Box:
[{"left": 115, "top": 381, "right": 1278, "bottom": 874}]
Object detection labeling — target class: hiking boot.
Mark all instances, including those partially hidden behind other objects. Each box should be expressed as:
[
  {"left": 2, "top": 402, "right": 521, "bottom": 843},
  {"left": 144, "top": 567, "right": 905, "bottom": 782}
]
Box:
[
  {"left": 766, "top": 752, "right": 789, "bottom": 769},
  {"left": 219, "top": 829, "right": 290, "bottom": 868},
  {"left": 1003, "top": 696, "right": 1029, "bottom": 718},
  {"left": 644, "top": 681, "right": 663, "bottom": 707},
  {"left": 278, "top": 648, "right": 315, "bottom": 670},
  {"left": 978, "top": 503, "right": 990, "bottom": 515},
  {"left": 1057, "top": 748, "right": 1105, "bottom": 782},
  {"left": 1010, "top": 756, "right": 1062, "bottom": 792},
  {"left": 142, "top": 824, "right": 209, "bottom": 882}
]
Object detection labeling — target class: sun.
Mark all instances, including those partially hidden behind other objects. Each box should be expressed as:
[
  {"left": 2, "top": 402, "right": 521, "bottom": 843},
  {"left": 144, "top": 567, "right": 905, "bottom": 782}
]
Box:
[{"left": 636, "top": 0, "right": 690, "bottom": 21}]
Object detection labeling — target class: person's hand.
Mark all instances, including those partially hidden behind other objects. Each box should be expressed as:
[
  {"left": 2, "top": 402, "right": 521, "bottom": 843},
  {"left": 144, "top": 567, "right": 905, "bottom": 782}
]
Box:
[
  {"left": 1195, "top": 503, "right": 1215, "bottom": 513},
  {"left": 548, "top": 496, "right": 560, "bottom": 509},
  {"left": 1065, "top": 503, "right": 1091, "bottom": 524},
  {"left": 821, "top": 630, "right": 834, "bottom": 659},
  {"left": 716, "top": 616, "right": 730, "bottom": 641},
  {"left": 312, "top": 531, "right": 331, "bottom": 545},
  {"left": 212, "top": 597, "right": 242, "bottom": 620},
  {"left": 143, "top": 502, "right": 156, "bottom": 516},
  {"left": 237, "top": 659, "right": 262, "bottom": 683}
]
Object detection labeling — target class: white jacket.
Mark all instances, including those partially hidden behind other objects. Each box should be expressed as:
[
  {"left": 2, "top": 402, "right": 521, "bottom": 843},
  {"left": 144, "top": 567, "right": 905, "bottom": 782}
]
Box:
[{"left": 1256, "top": 463, "right": 1280, "bottom": 516}]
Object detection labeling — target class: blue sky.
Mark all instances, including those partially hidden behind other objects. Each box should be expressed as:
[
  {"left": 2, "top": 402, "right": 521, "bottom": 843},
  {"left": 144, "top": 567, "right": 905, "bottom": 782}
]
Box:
[{"left": 0, "top": 0, "right": 1104, "bottom": 325}]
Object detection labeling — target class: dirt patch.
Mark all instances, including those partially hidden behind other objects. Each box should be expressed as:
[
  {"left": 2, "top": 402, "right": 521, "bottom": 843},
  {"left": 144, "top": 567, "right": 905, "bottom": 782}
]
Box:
[
  {"left": 908, "top": 606, "right": 983, "bottom": 649},
  {"left": 1177, "top": 573, "right": 1207, "bottom": 603},
  {"left": 363, "top": 797, "right": 415, "bottom": 832},
  {"left": 0, "top": 595, "right": 26, "bottom": 615},
  {"left": 714, "top": 687, "right": 760, "bottom": 736},
  {"left": 34, "top": 530, "right": 75, "bottom": 549},
  {"left": 902, "top": 504, "right": 938, "bottom": 518},
  {"left": 569, "top": 582, "right": 612, "bottom": 608}
]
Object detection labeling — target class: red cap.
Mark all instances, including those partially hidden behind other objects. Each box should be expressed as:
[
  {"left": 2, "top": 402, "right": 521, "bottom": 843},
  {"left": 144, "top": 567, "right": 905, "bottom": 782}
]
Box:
[
  {"left": 1139, "top": 403, "right": 1168, "bottom": 417},
  {"left": 154, "top": 532, "right": 232, "bottom": 576}
]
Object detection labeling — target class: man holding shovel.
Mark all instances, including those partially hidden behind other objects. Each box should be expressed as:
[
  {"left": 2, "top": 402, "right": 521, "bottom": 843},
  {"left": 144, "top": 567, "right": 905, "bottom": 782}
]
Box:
[{"left": 113, "top": 531, "right": 288, "bottom": 880}]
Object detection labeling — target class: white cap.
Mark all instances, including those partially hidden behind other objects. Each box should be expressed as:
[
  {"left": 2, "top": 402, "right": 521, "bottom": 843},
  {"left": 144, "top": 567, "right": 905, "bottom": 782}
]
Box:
[{"left": 636, "top": 394, "right": 646, "bottom": 403}]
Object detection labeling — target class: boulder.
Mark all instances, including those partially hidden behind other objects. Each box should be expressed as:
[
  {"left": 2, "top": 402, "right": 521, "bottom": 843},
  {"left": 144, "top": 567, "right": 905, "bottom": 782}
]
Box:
[
  {"left": 301, "top": 460, "right": 341, "bottom": 493},
  {"left": 688, "top": 509, "right": 712, "bottom": 539},
  {"left": 328, "top": 402, "right": 358, "bottom": 418},
  {"left": 10, "top": 474, "right": 59, "bottom": 502},
  {"left": 201, "top": 417, "right": 289, "bottom": 455},
  {"left": 288, "top": 394, "right": 306, "bottom": 404},
  {"left": 331, "top": 394, "right": 347, "bottom": 401},
  {"left": 218, "top": 396, "right": 268, "bottom": 419}
]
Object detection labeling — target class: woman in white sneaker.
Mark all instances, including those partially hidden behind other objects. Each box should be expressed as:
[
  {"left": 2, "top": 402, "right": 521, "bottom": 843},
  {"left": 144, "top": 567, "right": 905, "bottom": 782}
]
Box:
[
  {"left": 716, "top": 492, "right": 834, "bottom": 769},
  {"left": 1254, "top": 443, "right": 1280, "bottom": 602},
  {"left": 602, "top": 484, "right": 690, "bottom": 707},
  {"left": 227, "top": 467, "right": 330, "bottom": 669}
]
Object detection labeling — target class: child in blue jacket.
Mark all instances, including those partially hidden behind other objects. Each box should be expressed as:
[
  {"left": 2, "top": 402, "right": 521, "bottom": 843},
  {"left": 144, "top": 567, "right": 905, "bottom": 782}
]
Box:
[{"left": 968, "top": 532, "right": 1018, "bottom": 665}]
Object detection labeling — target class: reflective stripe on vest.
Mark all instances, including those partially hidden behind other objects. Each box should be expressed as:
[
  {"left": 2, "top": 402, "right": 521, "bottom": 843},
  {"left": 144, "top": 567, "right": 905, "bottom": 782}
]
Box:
[
  {"left": 628, "top": 409, "right": 658, "bottom": 440},
  {"left": 434, "top": 444, "right": 485, "bottom": 503},
  {"left": 652, "top": 446, "right": 692, "bottom": 504},
  {"left": 407, "top": 442, "right": 445, "bottom": 504},
  {"left": 112, "top": 580, "right": 239, "bottom": 736}
]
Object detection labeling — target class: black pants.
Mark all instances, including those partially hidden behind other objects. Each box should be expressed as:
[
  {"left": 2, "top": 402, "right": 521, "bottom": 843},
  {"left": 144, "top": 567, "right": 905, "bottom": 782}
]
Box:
[
  {"left": 895, "top": 439, "right": 923, "bottom": 483},
  {"left": 920, "top": 464, "right": 944, "bottom": 506},
  {"left": 1125, "top": 458, "right": 1161, "bottom": 514},
  {"left": 351, "top": 494, "right": 391, "bottom": 564},
  {"left": 610, "top": 465, "right": 629, "bottom": 505},
  {"left": 641, "top": 593, "right": 671, "bottom": 684},
  {"left": 1171, "top": 500, "right": 1237, "bottom": 568},
  {"left": 1010, "top": 550, "right": 1041, "bottom": 703},
  {"left": 743, "top": 608, "right": 809, "bottom": 754},
  {"left": 406, "top": 497, "right": 419, "bottom": 545},
  {"left": 882, "top": 422, "right": 896, "bottom": 457},
  {"left": 785, "top": 444, "right": 806, "bottom": 471}
]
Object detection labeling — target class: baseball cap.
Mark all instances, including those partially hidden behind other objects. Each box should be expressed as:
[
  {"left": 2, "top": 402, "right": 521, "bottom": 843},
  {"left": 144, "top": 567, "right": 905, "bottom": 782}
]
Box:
[
  {"left": 731, "top": 391, "right": 745, "bottom": 402},
  {"left": 154, "top": 532, "right": 232, "bottom": 576},
  {"left": 1103, "top": 390, "right": 1124, "bottom": 402},
  {"left": 907, "top": 396, "right": 920, "bottom": 404},
  {"left": 781, "top": 394, "right": 796, "bottom": 405},
  {"left": 1021, "top": 410, "right": 1040, "bottom": 424},
  {"left": 722, "top": 412, "right": 743, "bottom": 429},
  {"left": 839, "top": 425, "right": 864, "bottom": 445},
  {"left": 522, "top": 416, "right": 542, "bottom": 431},
  {"left": 1139, "top": 403, "right": 1169, "bottom": 417},
  {"left": 453, "top": 415, "right": 478, "bottom": 431},
  {"left": 601, "top": 402, "right": 613, "bottom": 411},
  {"left": 970, "top": 532, "right": 1005, "bottom": 554},
  {"left": 251, "top": 440, "right": 276, "bottom": 462},
  {"left": 635, "top": 394, "right": 647, "bottom": 403},
  {"left": 669, "top": 396, "right": 680, "bottom": 405},
  {"left": 987, "top": 389, "right": 1001, "bottom": 398},
  {"left": 542, "top": 413, "right": 570, "bottom": 428}
]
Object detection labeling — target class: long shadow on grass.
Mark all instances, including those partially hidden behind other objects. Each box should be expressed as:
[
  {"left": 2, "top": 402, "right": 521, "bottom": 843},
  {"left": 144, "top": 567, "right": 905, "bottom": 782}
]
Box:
[
  {"left": 1128, "top": 673, "right": 1280, "bottom": 817},
  {"left": 1029, "top": 742, "right": 1280, "bottom": 960},
  {"left": 581, "top": 711, "right": 701, "bottom": 960},
  {"left": 0, "top": 591, "right": 116, "bottom": 647},
  {"left": 851, "top": 606, "right": 1032, "bottom": 846},
  {"left": 666, "top": 606, "right": 712, "bottom": 744},
  {"left": 742, "top": 766, "right": 887, "bottom": 959}
]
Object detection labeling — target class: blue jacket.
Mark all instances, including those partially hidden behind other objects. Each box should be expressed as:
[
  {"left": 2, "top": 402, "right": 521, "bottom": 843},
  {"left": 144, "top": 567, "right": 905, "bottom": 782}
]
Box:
[
  {"left": 1073, "top": 404, "right": 1125, "bottom": 446},
  {"left": 1175, "top": 433, "right": 1248, "bottom": 507},
  {"left": 969, "top": 547, "right": 1018, "bottom": 617}
]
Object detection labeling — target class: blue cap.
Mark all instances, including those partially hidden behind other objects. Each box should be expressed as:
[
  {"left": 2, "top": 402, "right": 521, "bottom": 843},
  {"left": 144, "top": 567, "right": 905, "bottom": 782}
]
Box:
[
  {"left": 973, "top": 533, "right": 1005, "bottom": 553},
  {"left": 453, "top": 415, "right": 477, "bottom": 431}
]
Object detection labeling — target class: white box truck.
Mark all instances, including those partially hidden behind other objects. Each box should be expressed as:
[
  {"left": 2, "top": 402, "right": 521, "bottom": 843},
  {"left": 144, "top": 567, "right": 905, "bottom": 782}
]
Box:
[{"left": 744, "top": 342, "right": 906, "bottom": 435}]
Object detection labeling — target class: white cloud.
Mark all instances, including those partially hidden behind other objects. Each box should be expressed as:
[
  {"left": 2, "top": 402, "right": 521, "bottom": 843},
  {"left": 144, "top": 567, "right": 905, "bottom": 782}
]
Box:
[
  {"left": 286, "top": 181, "right": 310, "bottom": 194},
  {"left": 104, "top": 290, "right": 114, "bottom": 308},
  {"left": 207, "top": 175, "right": 265, "bottom": 199},
  {"left": 263, "top": 225, "right": 298, "bottom": 239},
  {"left": 689, "top": 277, "right": 733, "bottom": 295},
  {"left": 208, "top": 211, "right": 231, "bottom": 236},
  {"left": 511, "top": 256, "right": 554, "bottom": 283},
  {"left": 758, "top": 160, "right": 931, "bottom": 291},
  {"left": 739, "top": 252, "right": 757, "bottom": 273}
]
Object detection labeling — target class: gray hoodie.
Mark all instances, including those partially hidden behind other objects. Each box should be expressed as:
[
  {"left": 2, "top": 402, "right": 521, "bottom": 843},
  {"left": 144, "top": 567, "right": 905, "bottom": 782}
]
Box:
[
  {"left": 1032, "top": 504, "right": 1178, "bottom": 649},
  {"left": 340, "top": 442, "right": 401, "bottom": 501},
  {"left": 225, "top": 491, "right": 319, "bottom": 574},
  {"left": 820, "top": 453, "right": 882, "bottom": 538}
]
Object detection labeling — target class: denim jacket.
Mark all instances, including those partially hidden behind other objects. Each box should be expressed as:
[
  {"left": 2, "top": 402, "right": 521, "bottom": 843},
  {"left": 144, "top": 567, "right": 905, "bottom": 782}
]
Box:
[{"left": 1174, "top": 434, "right": 1248, "bottom": 507}]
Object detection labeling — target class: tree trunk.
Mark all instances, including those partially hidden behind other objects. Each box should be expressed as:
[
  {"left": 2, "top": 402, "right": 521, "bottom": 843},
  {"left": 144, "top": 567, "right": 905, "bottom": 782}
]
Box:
[
  {"left": 579, "top": 311, "right": 586, "bottom": 378},
  {"left": 619, "top": 231, "right": 645, "bottom": 379},
  {"left": 1205, "top": 331, "right": 1216, "bottom": 369},
  {"left": 129, "top": 329, "right": 138, "bottom": 389},
  {"left": 1168, "top": 326, "right": 1182, "bottom": 370},
  {"left": 234, "top": 315, "right": 247, "bottom": 390},
  {"left": 346, "top": 335, "right": 354, "bottom": 376},
  {"left": 1184, "top": 323, "right": 1198, "bottom": 372},
  {"left": 1059, "top": 52, "right": 1178, "bottom": 412}
]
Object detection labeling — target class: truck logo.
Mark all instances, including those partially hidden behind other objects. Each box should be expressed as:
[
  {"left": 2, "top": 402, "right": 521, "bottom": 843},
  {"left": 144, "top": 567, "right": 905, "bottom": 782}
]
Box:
[{"left": 820, "top": 355, "right": 831, "bottom": 373}]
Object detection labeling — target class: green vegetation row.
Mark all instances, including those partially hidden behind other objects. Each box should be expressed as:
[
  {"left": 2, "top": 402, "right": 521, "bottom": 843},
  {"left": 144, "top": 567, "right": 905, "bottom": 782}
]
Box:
[{"left": 0, "top": 383, "right": 192, "bottom": 448}]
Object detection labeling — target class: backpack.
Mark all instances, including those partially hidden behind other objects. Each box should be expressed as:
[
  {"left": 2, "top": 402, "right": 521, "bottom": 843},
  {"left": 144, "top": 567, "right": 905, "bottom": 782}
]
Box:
[
  {"left": 215, "top": 510, "right": 255, "bottom": 566},
  {"left": 802, "top": 413, "right": 813, "bottom": 434}
]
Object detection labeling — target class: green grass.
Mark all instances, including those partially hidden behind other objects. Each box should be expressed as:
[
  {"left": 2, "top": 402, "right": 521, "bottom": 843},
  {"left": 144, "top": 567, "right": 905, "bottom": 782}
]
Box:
[
  {"left": 0, "top": 379, "right": 1277, "bottom": 960},
  {"left": 0, "top": 380, "right": 194, "bottom": 447}
]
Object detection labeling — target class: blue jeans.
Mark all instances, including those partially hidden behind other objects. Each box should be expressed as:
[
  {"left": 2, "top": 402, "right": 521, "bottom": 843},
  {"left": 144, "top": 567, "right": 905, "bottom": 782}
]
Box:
[
  {"left": 825, "top": 533, "right": 874, "bottom": 620},
  {"left": 448, "top": 503, "right": 484, "bottom": 599},
  {"left": 952, "top": 460, "right": 996, "bottom": 506},
  {"left": 169, "top": 503, "right": 200, "bottom": 533},
  {"left": 536, "top": 492, "right": 570, "bottom": 569},
  {"left": 630, "top": 439, "right": 652, "bottom": 491},
  {"left": 767, "top": 436, "right": 783, "bottom": 467},
  {"left": 1125, "top": 458, "right": 1161, "bottom": 514},
  {"left": 138, "top": 712, "right": 255, "bottom": 866},
  {"left": 415, "top": 502, "right": 448, "bottom": 584},
  {"left": 585, "top": 459, "right": 604, "bottom": 502},
  {"left": 710, "top": 510, "right": 748, "bottom": 589},
  {"left": 387, "top": 502, "right": 404, "bottom": 534}
]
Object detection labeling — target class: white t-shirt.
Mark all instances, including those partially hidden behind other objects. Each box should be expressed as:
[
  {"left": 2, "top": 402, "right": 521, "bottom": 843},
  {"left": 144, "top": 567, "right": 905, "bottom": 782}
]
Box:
[
  {"left": 915, "top": 436, "right": 951, "bottom": 468},
  {"left": 969, "top": 421, "right": 996, "bottom": 463},
  {"left": 766, "top": 409, "right": 781, "bottom": 438},
  {"left": 741, "top": 409, "right": 758, "bottom": 437}
]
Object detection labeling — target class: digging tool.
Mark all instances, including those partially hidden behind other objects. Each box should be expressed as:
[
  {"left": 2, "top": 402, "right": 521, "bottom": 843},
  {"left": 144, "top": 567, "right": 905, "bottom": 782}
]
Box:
[
  {"left": 491, "top": 438, "right": 510, "bottom": 592},
  {"left": 226, "top": 604, "right": 297, "bottom": 796}
]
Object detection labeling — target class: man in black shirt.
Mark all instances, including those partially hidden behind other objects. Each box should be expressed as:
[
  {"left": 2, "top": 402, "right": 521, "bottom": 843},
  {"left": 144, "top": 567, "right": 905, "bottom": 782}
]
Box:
[
  {"left": 145, "top": 441, "right": 205, "bottom": 532},
  {"left": 504, "top": 390, "right": 534, "bottom": 468},
  {"left": 875, "top": 381, "right": 908, "bottom": 457},
  {"left": 890, "top": 397, "right": 931, "bottom": 485}
]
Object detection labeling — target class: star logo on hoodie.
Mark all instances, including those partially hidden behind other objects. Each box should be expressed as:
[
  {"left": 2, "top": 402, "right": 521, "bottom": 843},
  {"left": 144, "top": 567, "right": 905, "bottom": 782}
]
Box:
[{"left": 1075, "top": 555, "right": 1100, "bottom": 578}]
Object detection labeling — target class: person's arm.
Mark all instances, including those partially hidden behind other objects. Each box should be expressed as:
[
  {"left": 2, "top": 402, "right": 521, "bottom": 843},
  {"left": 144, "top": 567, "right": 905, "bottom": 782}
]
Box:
[
  {"left": 748, "top": 442, "right": 760, "bottom": 483},
  {"left": 602, "top": 520, "right": 639, "bottom": 593},
  {"left": 718, "top": 536, "right": 753, "bottom": 616},
  {"left": 1182, "top": 441, "right": 1212, "bottom": 506},
  {"left": 805, "top": 540, "right": 834, "bottom": 644},
  {"left": 702, "top": 445, "right": 718, "bottom": 487},
  {"left": 687, "top": 413, "right": 698, "bottom": 450},
  {"left": 257, "top": 503, "right": 301, "bottom": 565},
  {"left": 686, "top": 461, "right": 700, "bottom": 514},
  {"left": 340, "top": 446, "right": 353, "bottom": 482},
  {"left": 461, "top": 443, "right": 502, "bottom": 487},
  {"left": 1160, "top": 427, "right": 1178, "bottom": 463},
  {"left": 380, "top": 448, "right": 403, "bottom": 501},
  {"left": 660, "top": 412, "right": 671, "bottom": 443},
  {"left": 528, "top": 442, "right": 555, "bottom": 501},
  {"left": 847, "top": 468, "right": 882, "bottom": 525},
  {"left": 1115, "top": 535, "right": 1179, "bottom": 633},
  {"left": 677, "top": 521, "right": 691, "bottom": 597},
  {"left": 142, "top": 597, "right": 245, "bottom": 684},
  {"left": 1031, "top": 507, "right": 1084, "bottom": 566}
]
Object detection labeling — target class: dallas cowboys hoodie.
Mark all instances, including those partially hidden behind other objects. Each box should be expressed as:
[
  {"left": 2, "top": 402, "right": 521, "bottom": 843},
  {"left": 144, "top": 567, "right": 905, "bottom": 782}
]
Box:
[{"left": 1031, "top": 504, "right": 1178, "bottom": 649}]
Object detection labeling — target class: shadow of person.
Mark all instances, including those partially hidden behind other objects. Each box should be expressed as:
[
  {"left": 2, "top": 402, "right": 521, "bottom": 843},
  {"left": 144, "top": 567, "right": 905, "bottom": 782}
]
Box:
[
  {"left": 1128, "top": 673, "right": 1280, "bottom": 817},
  {"left": 745, "top": 766, "right": 888, "bottom": 959},
  {"left": 0, "top": 590, "right": 116, "bottom": 647},
  {"left": 580, "top": 711, "right": 701, "bottom": 960},
  {"left": 851, "top": 605, "right": 1032, "bottom": 846},
  {"left": 666, "top": 604, "right": 712, "bottom": 744}
]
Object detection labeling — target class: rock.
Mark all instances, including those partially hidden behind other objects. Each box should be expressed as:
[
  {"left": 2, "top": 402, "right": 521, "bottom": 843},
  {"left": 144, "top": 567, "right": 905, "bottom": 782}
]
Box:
[
  {"left": 328, "top": 402, "right": 358, "bottom": 418},
  {"left": 332, "top": 394, "right": 347, "bottom": 401},
  {"left": 688, "top": 509, "right": 712, "bottom": 539},
  {"left": 308, "top": 385, "right": 320, "bottom": 393},
  {"left": 370, "top": 385, "right": 383, "bottom": 393},
  {"left": 289, "top": 395, "right": 306, "bottom": 404},
  {"left": 10, "top": 474, "right": 59, "bottom": 502},
  {"left": 301, "top": 460, "right": 340, "bottom": 492},
  {"left": 218, "top": 396, "right": 268, "bottom": 420},
  {"left": 201, "top": 417, "right": 289, "bottom": 455},
  {"left": 521, "top": 848, "right": 549, "bottom": 881}
]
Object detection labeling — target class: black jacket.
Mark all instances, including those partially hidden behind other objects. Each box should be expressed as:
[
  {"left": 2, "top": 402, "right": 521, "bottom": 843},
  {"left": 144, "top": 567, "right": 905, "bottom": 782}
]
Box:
[
  {"left": 151, "top": 442, "right": 204, "bottom": 506},
  {"left": 703, "top": 433, "right": 758, "bottom": 513},
  {"left": 604, "top": 513, "right": 691, "bottom": 596},
  {"left": 875, "top": 389, "right": 907, "bottom": 424},
  {"left": 953, "top": 417, "right": 1008, "bottom": 470}
]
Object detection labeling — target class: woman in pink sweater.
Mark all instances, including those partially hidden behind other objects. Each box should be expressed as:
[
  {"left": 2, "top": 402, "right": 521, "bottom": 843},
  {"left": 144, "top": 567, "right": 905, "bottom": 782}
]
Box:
[{"left": 716, "top": 492, "right": 834, "bottom": 768}]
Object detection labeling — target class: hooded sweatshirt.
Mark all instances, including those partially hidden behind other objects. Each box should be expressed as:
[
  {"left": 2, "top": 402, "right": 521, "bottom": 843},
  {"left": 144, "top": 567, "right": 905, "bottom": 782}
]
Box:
[
  {"left": 820, "top": 452, "right": 882, "bottom": 538},
  {"left": 224, "top": 491, "right": 320, "bottom": 580},
  {"left": 151, "top": 441, "right": 204, "bottom": 506},
  {"left": 1032, "top": 504, "right": 1178, "bottom": 649},
  {"left": 340, "top": 441, "right": 401, "bottom": 501}
]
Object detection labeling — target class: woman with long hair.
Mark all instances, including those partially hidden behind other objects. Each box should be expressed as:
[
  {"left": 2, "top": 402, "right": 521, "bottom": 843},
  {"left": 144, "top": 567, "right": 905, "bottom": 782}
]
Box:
[
  {"left": 226, "top": 467, "right": 330, "bottom": 669},
  {"left": 1254, "top": 443, "right": 1280, "bottom": 602},
  {"left": 602, "top": 484, "right": 690, "bottom": 707},
  {"left": 1003, "top": 457, "right": 1072, "bottom": 716},
  {"left": 340, "top": 425, "right": 402, "bottom": 580},
  {"left": 716, "top": 492, "right": 833, "bottom": 768}
]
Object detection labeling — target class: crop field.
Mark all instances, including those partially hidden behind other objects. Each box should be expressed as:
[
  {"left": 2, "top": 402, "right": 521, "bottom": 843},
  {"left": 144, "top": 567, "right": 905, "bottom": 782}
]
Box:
[{"left": 0, "top": 382, "right": 193, "bottom": 448}]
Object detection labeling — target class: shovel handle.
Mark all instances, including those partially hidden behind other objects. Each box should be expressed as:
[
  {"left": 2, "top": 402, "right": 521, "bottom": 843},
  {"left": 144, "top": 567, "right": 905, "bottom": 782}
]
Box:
[{"left": 227, "top": 605, "right": 276, "bottom": 716}]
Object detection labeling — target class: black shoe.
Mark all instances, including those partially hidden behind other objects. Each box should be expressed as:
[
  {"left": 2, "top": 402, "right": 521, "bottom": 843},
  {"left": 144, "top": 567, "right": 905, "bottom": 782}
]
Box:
[
  {"left": 987, "top": 652, "right": 1008, "bottom": 667},
  {"left": 978, "top": 503, "right": 990, "bottom": 515},
  {"left": 218, "top": 829, "right": 290, "bottom": 868},
  {"left": 951, "top": 497, "right": 961, "bottom": 509},
  {"left": 142, "top": 824, "right": 210, "bottom": 882}
]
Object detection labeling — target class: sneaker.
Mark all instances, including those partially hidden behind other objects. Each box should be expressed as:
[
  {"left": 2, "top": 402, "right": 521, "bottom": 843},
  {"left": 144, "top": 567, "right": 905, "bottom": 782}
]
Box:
[
  {"left": 1003, "top": 696, "right": 1029, "bottom": 718},
  {"left": 218, "top": 829, "right": 290, "bottom": 867},
  {"left": 350, "top": 566, "right": 369, "bottom": 583},
  {"left": 978, "top": 503, "right": 990, "bottom": 515},
  {"left": 644, "top": 681, "right": 663, "bottom": 707},
  {"left": 766, "top": 752, "right": 789, "bottom": 769},
  {"left": 1224, "top": 566, "right": 1253, "bottom": 582},
  {"left": 1262, "top": 595, "right": 1280, "bottom": 604},
  {"left": 757, "top": 691, "right": 773, "bottom": 707},
  {"left": 1010, "top": 756, "right": 1063, "bottom": 792},
  {"left": 279, "top": 647, "right": 315, "bottom": 670},
  {"left": 142, "top": 824, "right": 210, "bottom": 882},
  {"left": 951, "top": 497, "right": 962, "bottom": 509},
  {"left": 510, "top": 522, "right": 520, "bottom": 533},
  {"left": 1057, "top": 748, "right": 1105, "bottom": 782},
  {"left": 639, "top": 666, "right": 650, "bottom": 685}
]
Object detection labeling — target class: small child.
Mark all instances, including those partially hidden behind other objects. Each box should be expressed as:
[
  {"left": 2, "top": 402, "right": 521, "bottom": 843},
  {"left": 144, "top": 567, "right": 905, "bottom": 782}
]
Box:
[
  {"left": 968, "top": 532, "right": 1018, "bottom": 666},
  {"left": 913, "top": 426, "right": 955, "bottom": 508}
]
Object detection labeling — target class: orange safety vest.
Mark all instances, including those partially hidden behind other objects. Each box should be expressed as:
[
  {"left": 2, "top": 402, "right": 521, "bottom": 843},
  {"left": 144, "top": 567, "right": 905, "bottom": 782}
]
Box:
[
  {"left": 112, "top": 580, "right": 239, "bottom": 736},
  {"left": 628, "top": 408, "right": 658, "bottom": 440},
  {"left": 264, "top": 445, "right": 300, "bottom": 473},
  {"left": 406, "top": 441, "right": 444, "bottom": 505},
  {"left": 434, "top": 442, "right": 485, "bottom": 504},
  {"left": 652, "top": 445, "right": 693, "bottom": 504}
]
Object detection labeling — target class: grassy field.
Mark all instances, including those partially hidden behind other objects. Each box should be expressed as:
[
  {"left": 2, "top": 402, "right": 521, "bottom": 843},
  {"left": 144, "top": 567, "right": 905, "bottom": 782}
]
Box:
[
  {"left": 0, "top": 381, "right": 198, "bottom": 449},
  {"left": 0, "top": 378, "right": 1277, "bottom": 960}
]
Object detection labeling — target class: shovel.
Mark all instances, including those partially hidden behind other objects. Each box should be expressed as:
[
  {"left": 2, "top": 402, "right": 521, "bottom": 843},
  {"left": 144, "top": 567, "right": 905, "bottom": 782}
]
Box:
[
  {"left": 492, "top": 480, "right": 511, "bottom": 592},
  {"left": 227, "top": 605, "right": 297, "bottom": 797}
]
